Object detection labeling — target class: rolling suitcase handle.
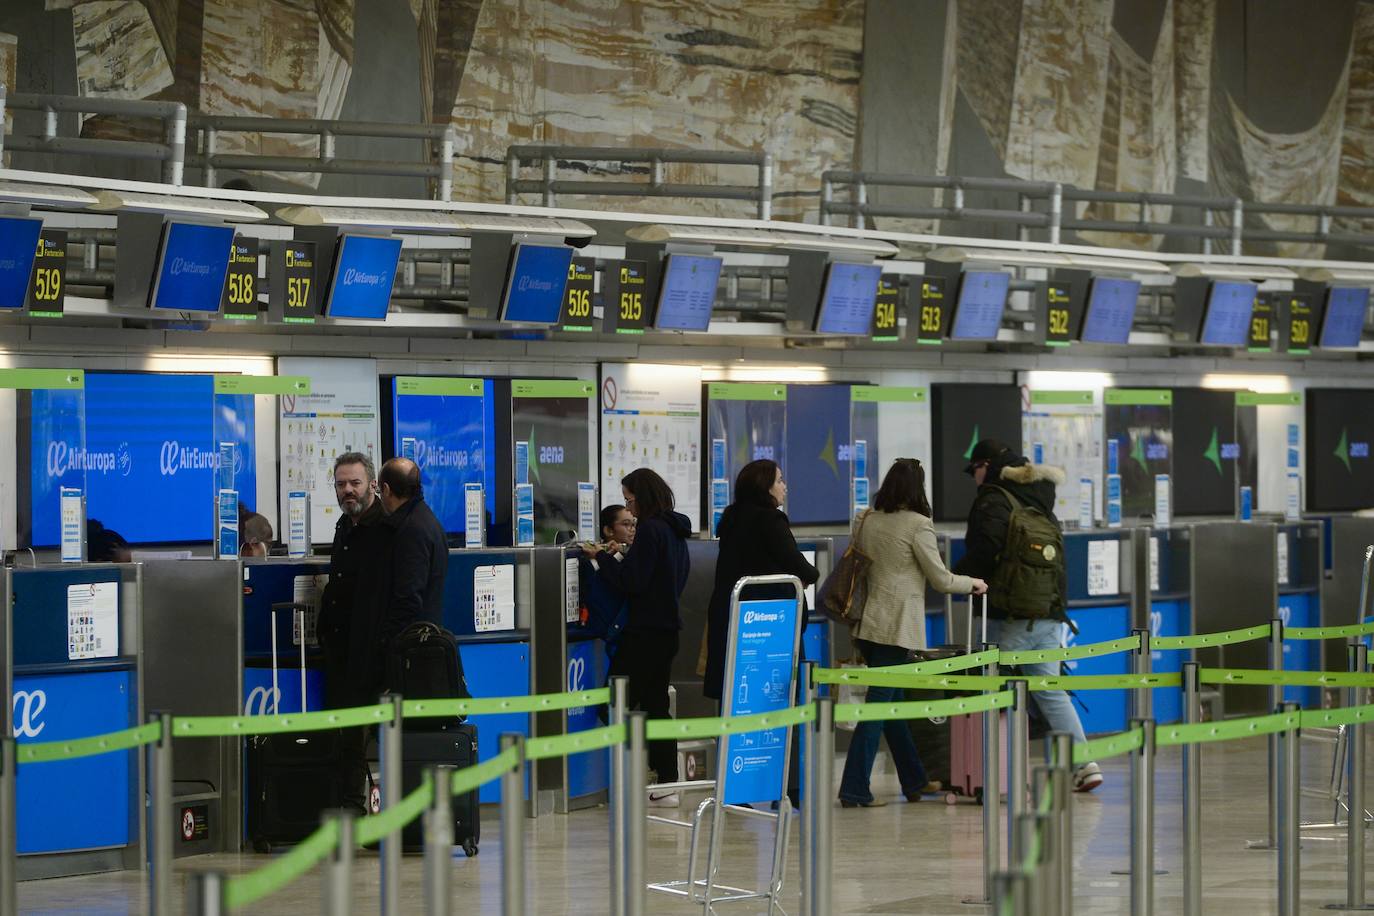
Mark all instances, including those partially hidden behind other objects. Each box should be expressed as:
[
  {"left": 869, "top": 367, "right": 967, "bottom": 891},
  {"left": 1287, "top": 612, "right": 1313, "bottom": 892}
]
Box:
[
  {"left": 270, "top": 605, "right": 280, "bottom": 716},
  {"left": 964, "top": 592, "right": 989, "bottom": 654},
  {"left": 297, "top": 606, "right": 307, "bottom": 714}
]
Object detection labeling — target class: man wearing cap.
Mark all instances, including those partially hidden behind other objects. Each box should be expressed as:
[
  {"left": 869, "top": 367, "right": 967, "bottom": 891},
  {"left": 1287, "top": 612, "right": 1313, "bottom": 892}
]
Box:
[{"left": 955, "top": 439, "right": 1103, "bottom": 792}]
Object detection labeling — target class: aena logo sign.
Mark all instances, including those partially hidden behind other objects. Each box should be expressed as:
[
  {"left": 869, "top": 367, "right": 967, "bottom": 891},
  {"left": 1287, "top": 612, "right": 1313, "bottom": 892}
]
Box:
[
  {"left": 12, "top": 689, "right": 47, "bottom": 738},
  {"left": 1334, "top": 428, "right": 1370, "bottom": 472}
]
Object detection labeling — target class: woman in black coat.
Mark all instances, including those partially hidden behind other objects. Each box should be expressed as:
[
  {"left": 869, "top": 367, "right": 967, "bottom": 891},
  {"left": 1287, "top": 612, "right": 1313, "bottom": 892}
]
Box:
[{"left": 703, "top": 459, "right": 820, "bottom": 702}]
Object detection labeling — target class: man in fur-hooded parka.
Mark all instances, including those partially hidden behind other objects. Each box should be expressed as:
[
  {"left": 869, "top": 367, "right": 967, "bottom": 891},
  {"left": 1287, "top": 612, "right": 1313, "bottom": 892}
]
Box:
[{"left": 953, "top": 439, "right": 1069, "bottom": 621}]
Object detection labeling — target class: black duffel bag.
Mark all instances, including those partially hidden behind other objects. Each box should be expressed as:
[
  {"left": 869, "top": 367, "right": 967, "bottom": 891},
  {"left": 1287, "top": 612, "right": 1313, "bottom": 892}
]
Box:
[{"left": 386, "top": 621, "right": 471, "bottom": 702}]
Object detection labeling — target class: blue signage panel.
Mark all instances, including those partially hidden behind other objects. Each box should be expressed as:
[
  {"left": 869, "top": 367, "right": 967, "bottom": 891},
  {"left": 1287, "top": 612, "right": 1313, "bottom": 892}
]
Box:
[
  {"left": 564, "top": 638, "right": 610, "bottom": 798},
  {"left": 1278, "top": 593, "right": 1320, "bottom": 707},
  {"left": 654, "top": 253, "right": 722, "bottom": 331},
  {"left": 149, "top": 222, "right": 235, "bottom": 313},
  {"left": 950, "top": 270, "right": 1010, "bottom": 340},
  {"left": 1319, "top": 286, "right": 1370, "bottom": 349},
  {"left": 1061, "top": 604, "right": 1130, "bottom": 735},
  {"left": 457, "top": 641, "right": 531, "bottom": 803},
  {"left": 1079, "top": 277, "right": 1141, "bottom": 344},
  {"left": 500, "top": 244, "right": 574, "bottom": 324},
  {"left": 722, "top": 597, "right": 801, "bottom": 805},
  {"left": 815, "top": 262, "right": 882, "bottom": 335},
  {"left": 324, "top": 235, "right": 402, "bottom": 320},
  {"left": 30, "top": 373, "right": 257, "bottom": 546},
  {"left": 391, "top": 379, "right": 496, "bottom": 535},
  {"left": 14, "top": 668, "right": 135, "bottom": 853},
  {"left": 1200, "top": 280, "right": 1257, "bottom": 346},
  {"left": 1149, "top": 600, "right": 1186, "bottom": 724},
  {"left": 0, "top": 216, "right": 42, "bottom": 310}
]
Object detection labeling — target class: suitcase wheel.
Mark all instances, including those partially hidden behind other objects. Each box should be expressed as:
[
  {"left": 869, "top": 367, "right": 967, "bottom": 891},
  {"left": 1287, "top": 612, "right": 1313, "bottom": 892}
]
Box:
[
  {"left": 944, "top": 792, "right": 957, "bottom": 806},
  {"left": 463, "top": 840, "right": 478, "bottom": 858},
  {"left": 253, "top": 839, "right": 273, "bottom": 854}
]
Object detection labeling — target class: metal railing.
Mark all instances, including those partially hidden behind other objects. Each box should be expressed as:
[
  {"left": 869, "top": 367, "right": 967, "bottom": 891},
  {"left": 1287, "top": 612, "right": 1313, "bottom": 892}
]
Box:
[
  {"left": 505, "top": 144, "right": 773, "bottom": 219},
  {"left": 0, "top": 88, "right": 456, "bottom": 199},
  {"left": 820, "top": 170, "right": 1374, "bottom": 255}
]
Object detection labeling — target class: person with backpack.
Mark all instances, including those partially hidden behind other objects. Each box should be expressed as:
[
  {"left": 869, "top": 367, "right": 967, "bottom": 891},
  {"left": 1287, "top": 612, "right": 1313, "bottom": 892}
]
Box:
[
  {"left": 838, "top": 458, "right": 986, "bottom": 808},
  {"left": 954, "top": 439, "right": 1103, "bottom": 792}
]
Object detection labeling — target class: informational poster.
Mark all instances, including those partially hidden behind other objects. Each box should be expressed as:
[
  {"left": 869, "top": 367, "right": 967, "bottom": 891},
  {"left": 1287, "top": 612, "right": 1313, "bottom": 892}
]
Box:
[
  {"left": 278, "top": 357, "right": 380, "bottom": 541},
  {"left": 59, "top": 487, "right": 84, "bottom": 563},
  {"left": 1149, "top": 538, "right": 1160, "bottom": 592},
  {"left": 1078, "top": 478, "right": 1095, "bottom": 530},
  {"left": 287, "top": 492, "right": 310, "bottom": 557},
  {"left": 565, "top": 557, "right": 581, "bottom": 623},
  {"left": 1023, "top": 390, "right": 1103, "bottom": 522},
  {"left": 473, "top": 564, "right": 516, "bottom": 632},
  {"left": 599, "top": 363, "right": 702, "bottom": 531},
  {"left": 722, "top": 597, "right": 802, "bottom": 805},
  {"left": 1087, "top": 539, "right": 1120, "bottom": 596},
  {"left": 710, "top": 479, "right": 729, "bottom": 537},
  {"left": 464, "top": 484, "right": 485, "bottom": 547},
  {"left": 216, "top": 488, "right": 238, "bottom": 558},
  {"left": 577, "top": 482, "right": 596, "bottom": 541},
  {"left": 1153, "top": 475, "right": 1171, "bottom": 528},
  {"left": 291, "top": 575, "right": 323, "bottom": 646},
  {"left": 67, "top": 581, "right": 117, "bottom": 660},
  {"left": 1277, "top": 532, "right": 1290, "bottom": 587},
  {"left": 515, "top": 483, "right": 535, "bottom": 547}
]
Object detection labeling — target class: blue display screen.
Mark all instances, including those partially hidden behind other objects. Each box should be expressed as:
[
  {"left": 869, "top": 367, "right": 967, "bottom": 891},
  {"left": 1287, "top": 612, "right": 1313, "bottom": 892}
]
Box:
[
  {"left": 1319, "top": 286, "right": 1369, "bottom": 348},
  {"left": 950, "top": 270, "right": 1010, "bottom": 339},
  {"left": 501, "top": 244, "right": 574, "bottom": 324},
  {"left": 1080, "top": 277, "right": 1141, "bottom": 344},
  {"left": 815, "top": 262, "right": 882, "bottom": 334},
  {"left": 654, "top": 254, "right": 722, "bottom": 331},
  {"left": 0, "top": 217, "right": 42, "bottom": 310},
  {"left": 149, "top": 222, "right": 235, "bottom": 313},
  {"left": 324, "top": 235, "right": 402, "bottom": 320},
  {"left": 1199, "top": 280, "right": 1257, "bottom": 345},
  {"left": 391, "top": 379, "right": 496, "bottom": 535},
  {"left": 784, "top": 384, "right": 851, "bottom": 524},
  {"left": 29, "top": 372, "right": 256, "bottom": 546}
]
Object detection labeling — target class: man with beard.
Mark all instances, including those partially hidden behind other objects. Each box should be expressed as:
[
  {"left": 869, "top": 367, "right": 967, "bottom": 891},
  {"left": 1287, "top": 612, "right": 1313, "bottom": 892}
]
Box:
[{"left": 317, "top": 451, "right": 393, "bottom": 811}]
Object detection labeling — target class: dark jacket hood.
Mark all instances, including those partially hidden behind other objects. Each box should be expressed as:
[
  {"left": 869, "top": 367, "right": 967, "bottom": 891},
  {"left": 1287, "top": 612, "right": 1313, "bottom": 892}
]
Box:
[{"left": 990, "top": 462, "right": 1066, "bottom": 516}]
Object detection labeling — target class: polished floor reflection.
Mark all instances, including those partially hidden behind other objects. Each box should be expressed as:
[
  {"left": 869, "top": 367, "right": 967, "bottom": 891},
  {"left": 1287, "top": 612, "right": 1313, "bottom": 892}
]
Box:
[{"left": 16, "top": 735, "right": 1373, "bottom": 914}]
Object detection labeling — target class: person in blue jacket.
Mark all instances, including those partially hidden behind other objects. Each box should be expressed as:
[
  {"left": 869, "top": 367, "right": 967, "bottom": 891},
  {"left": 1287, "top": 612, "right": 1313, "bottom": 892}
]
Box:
[
  {"left": 580, "top": 504, "right": 635, "bottom": 652},
  {"left": 583, "top": 468, "right": 691, "bottom": 807}
]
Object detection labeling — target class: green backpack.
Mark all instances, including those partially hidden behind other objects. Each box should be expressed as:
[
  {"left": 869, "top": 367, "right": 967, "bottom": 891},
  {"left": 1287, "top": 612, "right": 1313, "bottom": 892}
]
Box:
[{"left": 988, "top": 485, "right": 1065, "bottom": 619}]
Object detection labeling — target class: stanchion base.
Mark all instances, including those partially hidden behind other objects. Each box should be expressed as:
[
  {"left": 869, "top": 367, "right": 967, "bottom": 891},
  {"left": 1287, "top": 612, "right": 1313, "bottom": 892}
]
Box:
[
  {"left": 1109, "top": 868, "right": 1168, "bottom": 876},
  {"left": 1320, "top": 905, "right": 1374, "bottom": 911},
  {"left": 959, "top": 896, "right": 992, "bottom": 907},
  {"left": 1245, "top": 839, "right": 1277, "bottom": 850}
]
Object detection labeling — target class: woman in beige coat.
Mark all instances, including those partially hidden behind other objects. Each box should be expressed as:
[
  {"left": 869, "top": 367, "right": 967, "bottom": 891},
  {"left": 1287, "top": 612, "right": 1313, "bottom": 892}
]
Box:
[{"left": 838, "top": 458, "right": 987, "bottom": 807}]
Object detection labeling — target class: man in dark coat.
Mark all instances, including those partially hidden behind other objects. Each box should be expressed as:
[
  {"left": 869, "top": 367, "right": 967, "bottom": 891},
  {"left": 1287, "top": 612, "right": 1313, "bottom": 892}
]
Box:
[{"left": 377, "top": 457, "right": 448, "bottom": 651}]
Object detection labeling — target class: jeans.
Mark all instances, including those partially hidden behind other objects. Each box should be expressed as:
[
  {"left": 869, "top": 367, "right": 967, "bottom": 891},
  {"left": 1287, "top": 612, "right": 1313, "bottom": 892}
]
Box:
[
  {"left": 987, "top": 618, "right": 1088, "bottom": 744},
  {"left": 838, "top": 640, "right": 930, "bottom": 804}
]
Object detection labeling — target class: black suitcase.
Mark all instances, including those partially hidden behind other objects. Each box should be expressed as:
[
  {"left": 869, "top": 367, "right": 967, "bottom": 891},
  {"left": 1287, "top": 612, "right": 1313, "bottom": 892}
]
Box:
[
  {"left": 400, "top": 720, "right": 480, "bottom": 856},
  {"left": 246, "top": 730, "right": 347, "bottom": 852}
]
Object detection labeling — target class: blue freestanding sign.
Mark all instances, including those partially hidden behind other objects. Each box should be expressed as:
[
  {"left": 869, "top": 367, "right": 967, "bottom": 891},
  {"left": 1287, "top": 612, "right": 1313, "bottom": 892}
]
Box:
[{"left": 720, "top": 592, "right": 803, "bottom": 805}]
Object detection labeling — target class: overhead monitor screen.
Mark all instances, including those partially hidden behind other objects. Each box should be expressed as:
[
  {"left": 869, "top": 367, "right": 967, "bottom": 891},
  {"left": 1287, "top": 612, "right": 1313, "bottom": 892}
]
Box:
[
  {"left": 653, "top": 253, "right": 722, "bottom": 331},
  {"left": 1079, "top": 277, "right": 1141, "bottom": 344},
  {"left": 0, "top": 217, "right": 42, "bottom": 310},
  {"left": 814, "top": 262, "right": 882, "bottom": 335},
  {"left": 949, "top": 270, "right": 1010, "bottom": 340},
  {"left": 1198, "top": 280, "right": 1257, "bottom": 346},
  {"left": 148, "top": 221, "right": 235, "bottom": 313},
  {"left": 25, "top": 372, "right": 257, "bottom": 546},
  {"left": 323, "top": 235, "right": 402, "bottom": 320},
  {"left": 1307, "top": 388, "right": 1374, "bottom": 511},
  {"left": 391, "top": 378, "right": 496, "bottom": 536},
  {"left": 1319, "top": 286, "right": 1369, "bottom": 349},
  {"left": 499, "top": 243, "right": 574, "bottom": 325}
]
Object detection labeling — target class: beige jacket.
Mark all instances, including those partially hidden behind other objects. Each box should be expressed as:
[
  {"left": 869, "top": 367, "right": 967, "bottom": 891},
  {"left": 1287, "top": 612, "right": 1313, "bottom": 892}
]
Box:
[{"left": 851, "top": 509, "right": 975, "bottom": 651}]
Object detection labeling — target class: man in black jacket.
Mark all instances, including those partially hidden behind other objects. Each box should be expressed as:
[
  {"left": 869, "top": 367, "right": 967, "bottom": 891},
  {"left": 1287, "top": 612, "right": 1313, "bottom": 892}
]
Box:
[
  {"left": 954, "top": 439, "right": 1103, "bottom": 792},
  {"left": 377, "top": 457, "right": 448, "bottom": 651}
]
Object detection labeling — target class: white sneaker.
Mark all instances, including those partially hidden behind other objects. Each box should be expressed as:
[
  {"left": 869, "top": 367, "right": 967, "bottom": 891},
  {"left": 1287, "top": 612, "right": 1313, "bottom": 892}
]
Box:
[
  {"left": 1073, "top": 761, "right": 1103, "bottom": 793},
  {"left": 648, "top": 791, "right": 680, "bottom": 808}
]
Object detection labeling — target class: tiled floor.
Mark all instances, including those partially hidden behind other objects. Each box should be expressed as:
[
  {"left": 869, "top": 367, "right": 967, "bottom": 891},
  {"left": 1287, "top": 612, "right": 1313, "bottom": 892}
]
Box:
[{"left": 16, "top": 735, "right": 1374, "bottom": 914}]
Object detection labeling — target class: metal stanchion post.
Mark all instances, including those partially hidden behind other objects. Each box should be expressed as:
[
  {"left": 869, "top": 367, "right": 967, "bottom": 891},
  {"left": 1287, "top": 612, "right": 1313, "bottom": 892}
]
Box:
[
  {"left": 625, "top": 712, "right": 647, "bottom": 916},
  {"left": 1130, "top": 718, "right": 1156, "bottom": 916},
  {"left": 1032, "top": 767, "right": 1056, "bottom": 916},
  {"left": 1336, "top": 644, "right": 1372, "bottom": 910},
  {"left": 379, "top": 693, "right": 404, "bottom": 916},
  {"left": 1017, "top": 813, "right": 1041, "bottom": 911},
  {"left": 1182, "top": 662, "right": 1203, "bottom": 916},
  {"left": 811, "top": 697, "right": 834, "bottom": 916},
  {"left": 1051, "top": 732, "right": 1074, "bottom": 916},
  {"left": 799, "top": 661, "right": 815, "bottom": 916},
  {"left": 1, "top": 736, "right": 15, "bottom": 916},
  {"left": 1254, "top": 617, "right": 1285, "bottom": 851},
  {"left": 500, "top": 734, "right": 526, "bottom": 916},
  {"left": 965, "top": 649, "right": 1001, "bottom": 906},
  {"left": 148, "top": 711, "right": 173, "bottom": 916},
  {"left": 994, "top": 871, "right": 1029, "bottom": 916},
  {"left": 424, "top": 766, "right": 454, "bottom": 916},
  {"left": 1007, "top": 679, "right": 1029, "bottom": 866},
  {"left": 323, "top": 811, "right": 354, "bottom": 916},
  {"left": 1132, "top": 628, "right": 1152, "bottom": 721},
  {"left": 185, "top": 871, "right": 225, "bottom": 916},
  {"left": 1278, "top": 702, "right": 1300, "bottom": 915},
  {"left": 608, "top": 676, "right": 628, "bottom": 916}
]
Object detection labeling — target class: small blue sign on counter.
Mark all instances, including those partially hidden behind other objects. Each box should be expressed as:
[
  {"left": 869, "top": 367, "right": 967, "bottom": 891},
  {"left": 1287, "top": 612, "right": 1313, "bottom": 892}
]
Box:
[
  {"left": 1239, "top": 485, "right": 1253, "bottom": 522},
  {"left": 514, "top": 440, "right": 530, "bottom": 485},
  {"left": 217, "top": 441, "right": 235, "bottom": 491},
  {"left": 1107, "top": 438, "right": 1120, "bottom": 476},
  {"left": 1106, "top": 474, "right": 1122, "bottom": 529},
  {"left": 400, "top": 436, "right": 417, "bottom": 460},
  {"left": 515, "top": 483, "right": 534, "bottom": 546},
  {"left": 711, "top": 438, "right": 727, "bottom": 481},
  {"left": 464, "top": 483, "right": 485, "bottom": 547},
  {"left": 217, "top": 487, "right": 239, "bottom": 557},
  {"left": 59, "top": 487, "right": 84, "bottom": 563},
  {"left": 710, "top": 479, "right": 729, "bottom": 538},
  {"left": 722, "top": 596, "right": 802, "bottom": 805},
  {"left": 852, "top": 476, "right": 870, "bottom": 514},
  {"left": 854, "top": 439, "right": 867, "bottom": 480}
]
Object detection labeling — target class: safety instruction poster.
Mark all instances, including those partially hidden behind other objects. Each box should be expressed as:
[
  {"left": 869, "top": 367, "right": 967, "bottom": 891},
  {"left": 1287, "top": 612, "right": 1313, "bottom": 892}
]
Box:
[
  {"left": 1087, "top": 539, "right": 1120, "bottom": 597},
  {"left": 722, "top": 597, "right": 801, "bottom": 805},
  {"left": 599, "top": 363, "right": 702, "bottom": 531},
  {"left": 278, "top": 357, "right": 381, "bottom": 541},
  {"left": 67, "top": 581, "right": 118, "bottom": 660},
  {"left": 473, "top": 564, "right": 516, "bottom": 632},
  {"left": 292, "top": 574, "right": 325, "bottom": 646},
  {"left": 1022, "top": 390, "right": 1103, "bottom": 523}
]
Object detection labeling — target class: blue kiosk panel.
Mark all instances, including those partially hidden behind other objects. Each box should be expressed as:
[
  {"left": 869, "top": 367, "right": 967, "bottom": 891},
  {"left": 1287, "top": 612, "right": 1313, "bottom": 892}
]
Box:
[
  {"left": 1278, "top": 593, "right": 1320, "bottom": 708},
  {"left": 241, "top": 562, "right": 328, "bottom": 714},
  {"left": 1149, "top": 600, "right": 1187, "bottom": 724},
  {"left": 565, "top": 636, "right": 609, "bottom": 800}
]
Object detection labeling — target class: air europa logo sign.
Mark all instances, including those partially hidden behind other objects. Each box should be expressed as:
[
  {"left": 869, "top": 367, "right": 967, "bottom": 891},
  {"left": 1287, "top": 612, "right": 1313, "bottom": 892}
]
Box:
[
  {"left": 159, "top": 441, "right": 219, "bottom": 476},
  {"left": 412, "top": 439, "right": 478, "bottom": 471},
  {"left": 342, "top": 267, "right": 388, "bottom": 287},
  {"left": 742, "top": 610, "right": 782, "bottom": 625},
  {"left": 169, "top": 257, "right": 215, "bottom": 277},
  {"left": 47, "top": 441, "right": 117, "bottom": 477},
  {"left": 516, "top": 274, "right": 556, "bottom": 293},
  {"left": 12, "top": 689, "right": 46, "bottom": 738}
]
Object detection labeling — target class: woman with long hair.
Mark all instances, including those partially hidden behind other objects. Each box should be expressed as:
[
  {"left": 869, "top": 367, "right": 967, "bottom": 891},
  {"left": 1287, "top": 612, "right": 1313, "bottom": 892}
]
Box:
[
  {"left": 838, "top": 458, "right": 987, "bottom": 807},
  {"left": 582, "top": 468, "right": 692, "bottom": 807}
]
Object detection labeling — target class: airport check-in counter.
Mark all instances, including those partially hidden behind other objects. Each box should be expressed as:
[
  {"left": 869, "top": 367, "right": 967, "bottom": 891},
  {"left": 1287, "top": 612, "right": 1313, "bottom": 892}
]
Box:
[
  {"left": 1277, "top": 521, "right": 1324, "bottom": 707},
  {"left": 1149, "top": 525, "right": 1190, "bottom": 723},
  {"left": 3, "top": 563, "right": 144, "bottom": 879},
  {"left": 1317, "top": 515, "right": 1374, "bottom": 675}
]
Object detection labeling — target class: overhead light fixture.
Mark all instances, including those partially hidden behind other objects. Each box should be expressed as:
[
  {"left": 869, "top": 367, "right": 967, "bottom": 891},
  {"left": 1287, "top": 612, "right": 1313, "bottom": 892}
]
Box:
[
  {"left": 0, "top": 180, "right": 99, "bottom": 209},
  {"left": 625, "top": 223, "right": 897, "bottom": 257},
  {"left": 1172, "top": 263, "right": 1297, "bottom": 281},
  {"left": 1061, "top": 253, "right": 1171, "bottom": 275},
  {"left": 1296, "top": 266, "right": 1374, "bottom": 284},
  {"left": 89, "top": 189, "right": 269, "bottom": 222},
  {"left": 927, "top": 246, "right": 1071, "bottom": 269},
  {"left": 277, "top": 205, "right": 596, "bottom": 238}
]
